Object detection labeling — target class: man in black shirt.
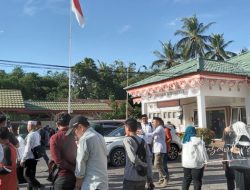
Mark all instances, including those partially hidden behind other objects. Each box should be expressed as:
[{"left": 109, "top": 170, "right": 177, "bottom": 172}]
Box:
[{"left": 0, "top": 111, "right": 19, "bottom": 148}]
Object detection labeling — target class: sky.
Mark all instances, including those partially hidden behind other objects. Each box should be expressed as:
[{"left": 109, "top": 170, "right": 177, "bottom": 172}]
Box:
[{"left": 0, "top": 0, "right": 250, "bottom": 74}]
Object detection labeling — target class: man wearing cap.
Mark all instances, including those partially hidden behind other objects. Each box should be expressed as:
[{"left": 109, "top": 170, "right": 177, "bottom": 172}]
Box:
[
  {"left": 0, "top": 111, "right": 19, "bottom": 148},
  {"left": 21, "top": 120, "right": 44, "bottom": 190},
  {"left": 50, "top": 112, "right": 77, "bottom": 190},
  {"left": 66, "top": 115, "right": 108, "bottom": 190}
]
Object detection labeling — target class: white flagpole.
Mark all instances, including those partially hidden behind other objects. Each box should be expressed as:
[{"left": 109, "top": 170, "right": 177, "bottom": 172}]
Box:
[
  {"left": 126, "top": 67, "right": 128, "bottom": 119},
  {"left": 68, "top": 0, "right": 73, "bottom": 114}
]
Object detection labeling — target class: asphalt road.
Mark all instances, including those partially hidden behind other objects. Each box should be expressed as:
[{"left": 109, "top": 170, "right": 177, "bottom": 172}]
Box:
[{"left": 19, "top": 150, "right": 227, "bottom": 190}]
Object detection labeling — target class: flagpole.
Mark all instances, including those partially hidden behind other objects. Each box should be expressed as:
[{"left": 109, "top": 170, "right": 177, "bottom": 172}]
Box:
[
  {"left": 68, "top": 0, "right": 72, "bottom": 114},
  {"left": 125, "top": 67, "right": 128, "bottom": 119}
]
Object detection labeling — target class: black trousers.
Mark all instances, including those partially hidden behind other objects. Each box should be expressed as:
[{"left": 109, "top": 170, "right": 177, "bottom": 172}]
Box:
[
  {"left": 235, "top": 169, "right": 250, "bottom": 190},
  {"left": 24, "top": 159, "right": 42, "bottom": 190},
  {"left": 54, "top": 175, "right": 76, "bottom": 190},
  {"left": 182, "top": 167, "right": 204, "bottom": 190},
  {"left": 41, "top": 146, "right": 49, "bottom": 166},
  {"left": 224, "top": 162, "right": 235, "bottom": 190}
]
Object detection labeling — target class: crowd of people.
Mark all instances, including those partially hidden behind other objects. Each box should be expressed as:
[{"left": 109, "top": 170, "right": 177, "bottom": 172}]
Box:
[{"left": 0, "top": 110, "right": 250, "bottom": 190}]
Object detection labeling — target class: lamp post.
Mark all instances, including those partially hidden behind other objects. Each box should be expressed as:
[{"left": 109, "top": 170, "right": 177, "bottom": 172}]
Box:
[{"left": 125, "top": 67, "right": 128, "bottom": 120}]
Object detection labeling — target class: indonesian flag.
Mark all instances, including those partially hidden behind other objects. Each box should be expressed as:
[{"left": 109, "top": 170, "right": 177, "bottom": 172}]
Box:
[{"left": 71, "top": 0, "right": 84, "bottom": 27}]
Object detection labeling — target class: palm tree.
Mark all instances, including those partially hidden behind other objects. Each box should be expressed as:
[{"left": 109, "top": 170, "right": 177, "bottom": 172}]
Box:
[
  {"left": 205, "top": 33, "right": 237, "bottom": 60},
  {"left": 152, "top": 41, "right": 180, "bottom": 69},
  {"left": 175, "top": 15, "right": 215, "bottom": 59}
]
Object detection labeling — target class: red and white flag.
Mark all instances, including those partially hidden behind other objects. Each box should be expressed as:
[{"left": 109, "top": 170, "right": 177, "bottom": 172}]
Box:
[{"left": 71, "top": 0, "right": 84, "bottom": 27}]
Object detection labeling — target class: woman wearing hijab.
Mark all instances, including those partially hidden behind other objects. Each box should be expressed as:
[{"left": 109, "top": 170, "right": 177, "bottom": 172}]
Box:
[
  {"left": 230, "top": 121, "right": 250, "bottom": 190},
  {"left": 181, "top": 126, "right": 208, "bottom": 190}
]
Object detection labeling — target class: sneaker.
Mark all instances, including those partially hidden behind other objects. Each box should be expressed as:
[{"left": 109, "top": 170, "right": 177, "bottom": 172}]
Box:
[
  {"left": 159, "top": 178, "right": 168, "bottom": 188},
  {"left": 155, "top": 179, "right": 164, "bottom": 186}
]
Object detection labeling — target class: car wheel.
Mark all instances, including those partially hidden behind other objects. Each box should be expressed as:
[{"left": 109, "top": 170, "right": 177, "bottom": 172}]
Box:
[
  {"left": 110, "top": 148, "right": 126, "bottom": 167},
  {"left": 168, "top": 144, "right": 179, "bottom": 161}
]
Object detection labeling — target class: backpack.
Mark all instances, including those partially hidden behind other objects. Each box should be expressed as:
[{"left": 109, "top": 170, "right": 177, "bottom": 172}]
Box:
[
  {"left": 227, "top": 135, "right": 250, "bottom": 170},
  {"left": 39, "top": 128, "right": 49, "bottom": 146},
  {"left": 130, "top": 136, "right": 147, "bottom": 176},
  {"left": 31, "top": 145, "right": 45, "bottom": 159}
]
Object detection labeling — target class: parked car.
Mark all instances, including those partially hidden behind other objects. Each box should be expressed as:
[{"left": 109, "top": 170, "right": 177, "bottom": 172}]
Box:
[
  {"left": 104, "top": 126, "right": 182, "bottom": 167},
  {"left": 165, "top": 125, "right": 183, "bottom": 161},
  {"left": 89, "top": 120, "right": 124, "bottom": 136}
]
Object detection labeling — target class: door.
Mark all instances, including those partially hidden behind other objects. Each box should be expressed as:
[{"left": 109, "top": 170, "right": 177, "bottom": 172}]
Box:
[
  {"left": 193, "top": 109, "right": 226, "bottom": 138},
  {"left": 206, "top": 110, "right": 226, "bottom": 138}
]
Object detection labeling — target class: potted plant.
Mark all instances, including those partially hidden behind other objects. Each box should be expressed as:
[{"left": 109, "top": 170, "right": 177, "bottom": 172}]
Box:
[{"left": 196, "top": 128, "right": 215, "bottom": 146}]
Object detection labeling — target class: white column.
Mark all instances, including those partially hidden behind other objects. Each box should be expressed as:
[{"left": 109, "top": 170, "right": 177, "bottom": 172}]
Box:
[
  {"left": 245, "top": 96, "right": 250, "bottom": 125},
  {"left": 197, "top": 94, "right": 207, "bottom": 128},
  {"left": 141, "top": 101, "right": 147, "bottom": 114}
]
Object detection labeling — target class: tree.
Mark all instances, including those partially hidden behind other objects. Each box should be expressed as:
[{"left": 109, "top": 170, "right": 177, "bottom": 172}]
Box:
[
  {"left": 205, "top": 33, "right": 236, "bottom": 60},
  {"left": 11, "top": 67, "right": 25, "bottom": 79},
  {"left": 152, "top": 41, "right": 180, "bottom": 69},
  {"left": 240, "top": 47, "right": 249, "bottom": 54},
  {"left": 72, "top": 58, "right": 99, "bottom": 99},
  {"left": 175, "top": 15, "right": 215, "bottom": 59}
]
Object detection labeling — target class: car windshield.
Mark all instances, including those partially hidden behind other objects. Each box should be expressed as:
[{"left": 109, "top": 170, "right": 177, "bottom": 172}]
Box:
[{"left": 107, "top": 126, "right": 125, "bottom": 137}]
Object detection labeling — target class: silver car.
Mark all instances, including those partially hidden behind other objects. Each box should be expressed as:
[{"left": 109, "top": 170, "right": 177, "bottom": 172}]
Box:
[{"left": 104, "top": 126, "right": 182, "bottom": 167}]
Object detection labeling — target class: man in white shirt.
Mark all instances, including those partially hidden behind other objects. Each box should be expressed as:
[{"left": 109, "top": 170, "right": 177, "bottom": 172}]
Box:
[
  {"left": 147, "top": 117, "right": 168, "bottom": 188},
  {"left": 21, "top": 121, "right": 44, "bottom": 190},
  {"left": 66, "top": 115, "right": 108, "bottom": 190},
  {"left": 139, "top": 114, "right": 153, "bottom": 152}
]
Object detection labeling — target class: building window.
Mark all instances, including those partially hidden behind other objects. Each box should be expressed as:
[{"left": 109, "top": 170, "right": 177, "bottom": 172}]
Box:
[
  {"left": 164, "top": 112, "right": 167, "bottom": 118},
  {"left": 232, "top": 107, "right": 247, "bottom": 124},
  {"left": 168, "top": 112, "right": 172, "bottom": 118},
  {"left": 173, "top": 112, "right": 176, "bottom": 118},
  {"left": 149, "top": 113, "right": 152, "bottom": 119}
]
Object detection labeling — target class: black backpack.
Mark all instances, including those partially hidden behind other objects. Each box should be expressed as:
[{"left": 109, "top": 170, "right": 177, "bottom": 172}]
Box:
[
  {"left": 227, "top": 135, "right": 250, "bottom": 170},
  {"left": 130, "top": 136, "right": 147, "bottom": 176}
]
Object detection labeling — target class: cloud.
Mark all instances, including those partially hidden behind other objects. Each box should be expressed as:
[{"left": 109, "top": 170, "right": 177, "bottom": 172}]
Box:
[
  {"left": 118, "top": 25, "right": 131, "bottom": 34},
  {"left": 23, "top": 0, "right": 65, "bottom": 16},
  {"left": 167, "top": 18, "right": 181, "bottom": 27},
  {"left": 23, "top": 0, "right": 41, "bottom": 16}
]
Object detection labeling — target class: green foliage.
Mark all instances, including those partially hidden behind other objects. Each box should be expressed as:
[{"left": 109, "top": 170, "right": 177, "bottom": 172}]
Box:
[
  {"left": 175, "top": 15, "right": 215, "bottom": 59},
  {"left": 152, "top": 15, "right": 237, "bottom": 69},
  {"left": 128, "top": 105, "right": 141, "bottom": 119},
  {"left": 196, "top": 128, "right": 215, "bottom": 145},
  {"left": 152, "top": 41, "right": 180, "bottom": 69},
  {"left": 205, "top": 33, "right": 237, "bottom": 60},
  {"left": 1, "top": 59, "right": 152, "bottom": 102},
  {"left": 101, "top": 95, "right": 126, "bottom": 119},
  {"left": 0, "top": 67, "right": 69, "bottom": 101},
  {"left": 6, "top": 113, "right": 30, "bottom": 121}
]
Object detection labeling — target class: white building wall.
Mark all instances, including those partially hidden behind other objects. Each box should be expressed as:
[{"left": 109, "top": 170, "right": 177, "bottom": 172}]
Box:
[{"left": 141, "top": 79, "right": 250, "bottom": 130}]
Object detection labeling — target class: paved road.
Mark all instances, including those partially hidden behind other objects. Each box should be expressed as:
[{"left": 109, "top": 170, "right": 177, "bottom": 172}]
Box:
[{"left": 20, "top": 150, "right": 227, "bottom": 190}]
